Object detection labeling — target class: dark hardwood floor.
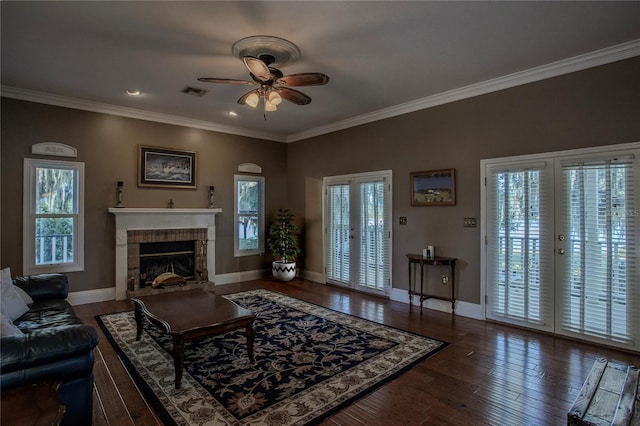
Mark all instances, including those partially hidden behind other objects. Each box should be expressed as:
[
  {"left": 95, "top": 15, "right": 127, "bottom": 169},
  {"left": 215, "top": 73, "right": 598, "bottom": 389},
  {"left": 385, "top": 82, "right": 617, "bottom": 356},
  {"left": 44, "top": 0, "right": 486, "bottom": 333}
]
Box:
[{"left": 74, "top": 278, "right": 640, "bottom": 425}]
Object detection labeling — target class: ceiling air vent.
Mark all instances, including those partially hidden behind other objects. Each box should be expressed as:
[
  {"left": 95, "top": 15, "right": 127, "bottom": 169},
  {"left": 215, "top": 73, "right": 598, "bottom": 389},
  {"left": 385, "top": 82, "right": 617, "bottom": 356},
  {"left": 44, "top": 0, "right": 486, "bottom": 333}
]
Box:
[{"left": 181, "top": 86, "right": 208, "bottom": 97}]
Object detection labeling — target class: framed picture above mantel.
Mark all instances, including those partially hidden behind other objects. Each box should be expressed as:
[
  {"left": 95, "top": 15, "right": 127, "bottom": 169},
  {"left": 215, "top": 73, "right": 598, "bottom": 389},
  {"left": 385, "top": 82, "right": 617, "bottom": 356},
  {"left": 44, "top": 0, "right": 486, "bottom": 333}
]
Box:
[
  {"left": 138, "top": 145, "right": 197, "bottom": 189},
  {"left": 410, "top": 168, "right": 456, "bottom": 206}
]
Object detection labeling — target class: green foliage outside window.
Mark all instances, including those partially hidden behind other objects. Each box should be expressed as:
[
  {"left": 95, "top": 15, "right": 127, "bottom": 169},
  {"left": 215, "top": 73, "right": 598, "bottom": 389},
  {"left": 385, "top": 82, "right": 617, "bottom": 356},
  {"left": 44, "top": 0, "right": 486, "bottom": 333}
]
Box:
[{"left": 35, "top": 167, "right": 76, "bottom": 264}]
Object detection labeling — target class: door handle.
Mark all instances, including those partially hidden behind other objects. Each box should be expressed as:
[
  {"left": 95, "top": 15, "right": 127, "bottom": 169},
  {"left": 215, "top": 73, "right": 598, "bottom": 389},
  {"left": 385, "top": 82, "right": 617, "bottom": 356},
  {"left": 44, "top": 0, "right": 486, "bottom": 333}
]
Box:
[
  {"left": 349, "top": 235, "right": 354, "bottom": 239},
  {"left": 558, "top": 248, "right": 565, "bottom": 255}
]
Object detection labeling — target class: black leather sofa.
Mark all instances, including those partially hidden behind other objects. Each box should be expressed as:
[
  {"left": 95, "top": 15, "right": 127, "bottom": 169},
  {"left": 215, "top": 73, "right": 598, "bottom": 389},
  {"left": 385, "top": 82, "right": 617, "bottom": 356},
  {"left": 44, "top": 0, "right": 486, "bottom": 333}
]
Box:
[{"left": 1, "top": 274, "right": 100, "bottom": 425}]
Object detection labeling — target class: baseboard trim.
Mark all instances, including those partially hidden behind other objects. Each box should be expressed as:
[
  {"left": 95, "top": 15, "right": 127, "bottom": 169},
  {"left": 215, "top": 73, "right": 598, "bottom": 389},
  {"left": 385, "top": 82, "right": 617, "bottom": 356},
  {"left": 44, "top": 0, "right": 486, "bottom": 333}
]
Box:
[
  {"left": 214, "top": 269, "right": 270, "bottom": 285},
  {"left": 299, "top": 269, "right": 325, "bottom": 284},
  {"left": 69, "top": 272, "right": 483, "bottom": 321},
  {"left": 389, "top": 288, "right": 483, "bottom": 320},
  {"left": 68, "top": 287, "right": 115, "bottom": 306}
]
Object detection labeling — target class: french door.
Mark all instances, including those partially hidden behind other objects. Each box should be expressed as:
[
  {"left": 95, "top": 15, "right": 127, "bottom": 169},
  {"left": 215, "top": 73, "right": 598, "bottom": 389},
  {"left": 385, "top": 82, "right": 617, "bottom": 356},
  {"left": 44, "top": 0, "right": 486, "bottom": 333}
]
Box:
[
  {"left": 324, "top": 170, "right": 392, "bottom": 296},
  {"left": 483, "top": 144, "right": 639, "bottom": 350}
]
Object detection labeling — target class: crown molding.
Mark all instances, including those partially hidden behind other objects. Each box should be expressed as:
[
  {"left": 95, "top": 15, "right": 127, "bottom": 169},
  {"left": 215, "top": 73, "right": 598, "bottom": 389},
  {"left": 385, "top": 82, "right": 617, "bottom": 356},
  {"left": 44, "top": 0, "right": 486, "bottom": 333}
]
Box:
[
  {"left": 286, "top": 39, "right": 640, "bottom": 142},
  {"left": 0, "top": 86, "right": 288, "bottom": 143},
  {"left": 2, "top": 39, "right": 638, "bottom": 143}
]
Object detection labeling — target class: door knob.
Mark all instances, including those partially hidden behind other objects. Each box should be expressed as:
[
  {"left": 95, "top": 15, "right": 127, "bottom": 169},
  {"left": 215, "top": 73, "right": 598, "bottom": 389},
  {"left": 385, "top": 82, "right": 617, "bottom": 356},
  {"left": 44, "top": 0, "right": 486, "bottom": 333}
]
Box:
[{"left": 558, "top": 248, "right": 565, "bottom": 255}]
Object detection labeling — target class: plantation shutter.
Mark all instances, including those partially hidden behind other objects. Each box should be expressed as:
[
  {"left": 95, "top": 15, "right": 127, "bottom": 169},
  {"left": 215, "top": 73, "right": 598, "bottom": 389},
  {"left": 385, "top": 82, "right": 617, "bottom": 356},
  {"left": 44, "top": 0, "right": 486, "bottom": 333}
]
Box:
[
  {"left": 326, "top": 183, "right": 350, "bottom": 284},
  {"left": 486, "top": 161, "right": 555, "bottom": 331},
  {"left": 356, "top": 179, "right": 390, "bottom": 294},
  {"left": 558, "top": 154, "right": 639, "bottom": 345}
]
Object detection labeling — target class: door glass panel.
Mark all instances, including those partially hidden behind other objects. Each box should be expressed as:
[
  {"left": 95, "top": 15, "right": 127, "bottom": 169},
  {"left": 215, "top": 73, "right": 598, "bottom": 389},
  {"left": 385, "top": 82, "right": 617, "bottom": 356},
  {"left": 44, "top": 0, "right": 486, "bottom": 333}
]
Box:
[
  {"left": 486, "top": 164, "right": 553, "bottom": 328},
  {"left": 357, "top": 181, "right": 387, "bottom": 291},
  {"left": 560, "top": 157, "right": 638, "bottom": 344},
  {"left": 326, "top": 184, "right": 350, "bottom": 284}
]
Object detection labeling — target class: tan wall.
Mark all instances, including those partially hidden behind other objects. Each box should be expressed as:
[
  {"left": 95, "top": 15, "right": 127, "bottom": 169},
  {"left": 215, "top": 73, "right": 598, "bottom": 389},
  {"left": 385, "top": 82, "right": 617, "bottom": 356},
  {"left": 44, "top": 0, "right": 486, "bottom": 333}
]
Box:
[
  {"left": 287, "top": 57, "right": 640, "bottom": 304},
  {"left": 2, "top": 57, "right": 640, "bottom": 301},
  {"left": 1, "top": 99, "right": 288, "bottom": 292}
]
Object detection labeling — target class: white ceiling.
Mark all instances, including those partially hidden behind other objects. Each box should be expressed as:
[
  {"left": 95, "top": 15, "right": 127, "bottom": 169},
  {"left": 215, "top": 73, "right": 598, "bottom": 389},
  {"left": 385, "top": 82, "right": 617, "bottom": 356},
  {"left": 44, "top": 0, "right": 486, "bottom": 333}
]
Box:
[{"left": 2, "top": 1, "right": 640, "bottom": 142}]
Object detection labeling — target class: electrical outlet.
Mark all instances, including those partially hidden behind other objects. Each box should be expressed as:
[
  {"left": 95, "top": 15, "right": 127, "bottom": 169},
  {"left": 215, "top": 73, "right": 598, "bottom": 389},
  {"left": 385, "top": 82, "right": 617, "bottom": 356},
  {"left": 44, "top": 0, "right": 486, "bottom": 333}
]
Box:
[
  {"left": 441, "top": 275, "right": 448, "bottom": 285},
  {"left": 463, "top": 217, "right": 477, "bottom": 227},
  {"left": 399, "top": 216, "right": 407, "bottom": 225}
]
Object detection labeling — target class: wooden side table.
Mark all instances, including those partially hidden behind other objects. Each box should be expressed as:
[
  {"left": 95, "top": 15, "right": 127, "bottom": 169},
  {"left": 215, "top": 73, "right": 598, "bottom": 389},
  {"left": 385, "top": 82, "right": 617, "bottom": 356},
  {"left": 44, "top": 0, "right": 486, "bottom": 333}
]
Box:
[
  {"left": 406, "top": 254, "right": 457, "bottom": 314},
  {"left": 1, "top": 382, "right": 65, "bottom": 425}
]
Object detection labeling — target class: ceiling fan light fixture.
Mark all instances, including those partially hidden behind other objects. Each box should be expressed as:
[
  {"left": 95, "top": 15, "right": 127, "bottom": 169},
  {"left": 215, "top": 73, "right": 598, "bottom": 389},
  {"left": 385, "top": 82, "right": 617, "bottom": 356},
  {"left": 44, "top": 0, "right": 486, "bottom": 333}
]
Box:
[
  {"left": 201, "top": 36, "right": 329, "bottom": 114},
  {"left": 245, "top": 92, "right": 260, "bottom": 108},
  {"left": 264, "top": 99, "right": 277, "bottom": 112},
  {"left": 268, "top": 90, "right": 282, "bottom": 106}
]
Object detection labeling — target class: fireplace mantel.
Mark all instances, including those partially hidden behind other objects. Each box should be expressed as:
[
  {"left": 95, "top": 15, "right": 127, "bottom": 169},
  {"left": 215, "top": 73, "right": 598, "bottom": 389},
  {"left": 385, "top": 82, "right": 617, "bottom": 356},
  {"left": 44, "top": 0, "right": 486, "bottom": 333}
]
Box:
[{"left": 109, "top": 208, "right": 222, "bottom": 300}]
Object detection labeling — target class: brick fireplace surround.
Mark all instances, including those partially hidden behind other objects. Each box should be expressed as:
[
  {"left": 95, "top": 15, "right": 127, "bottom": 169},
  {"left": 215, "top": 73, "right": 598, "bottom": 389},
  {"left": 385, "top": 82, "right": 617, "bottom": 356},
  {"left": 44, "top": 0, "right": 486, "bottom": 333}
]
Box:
[{"left": 109, "top": 208, "right": 222, "bottom": 300}]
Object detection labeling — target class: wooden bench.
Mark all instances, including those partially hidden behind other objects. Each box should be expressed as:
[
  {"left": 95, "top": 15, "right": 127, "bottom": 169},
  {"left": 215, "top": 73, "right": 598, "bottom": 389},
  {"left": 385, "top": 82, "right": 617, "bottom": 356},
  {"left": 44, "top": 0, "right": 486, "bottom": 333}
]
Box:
[{"left": 568, "top": 358, "right": 639, "bottom": 425}]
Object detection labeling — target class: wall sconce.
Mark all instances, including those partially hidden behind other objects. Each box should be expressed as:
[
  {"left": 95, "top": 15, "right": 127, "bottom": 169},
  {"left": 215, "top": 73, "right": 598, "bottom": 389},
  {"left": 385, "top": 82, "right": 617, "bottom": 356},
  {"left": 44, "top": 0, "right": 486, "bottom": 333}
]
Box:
[
  {"left": 208, "top": 185, "right": 215, "bottom": 208},
  {"left": 116, "top": 181, "right": 124, "bottom": 208}
]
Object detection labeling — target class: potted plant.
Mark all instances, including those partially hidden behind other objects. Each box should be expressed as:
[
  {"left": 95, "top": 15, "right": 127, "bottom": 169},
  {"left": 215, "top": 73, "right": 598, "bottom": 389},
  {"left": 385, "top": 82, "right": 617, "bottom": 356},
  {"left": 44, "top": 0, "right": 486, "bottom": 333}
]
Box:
[{"left": 267, "top": 209, "right": 301, "bottom": 281}]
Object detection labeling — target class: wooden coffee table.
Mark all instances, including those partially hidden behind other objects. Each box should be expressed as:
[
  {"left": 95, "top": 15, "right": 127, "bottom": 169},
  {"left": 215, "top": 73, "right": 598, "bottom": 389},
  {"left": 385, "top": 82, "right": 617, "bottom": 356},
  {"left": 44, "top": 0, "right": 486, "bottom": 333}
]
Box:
[{"left": 131, "top": 289, "right": 256, "bottom": 389}]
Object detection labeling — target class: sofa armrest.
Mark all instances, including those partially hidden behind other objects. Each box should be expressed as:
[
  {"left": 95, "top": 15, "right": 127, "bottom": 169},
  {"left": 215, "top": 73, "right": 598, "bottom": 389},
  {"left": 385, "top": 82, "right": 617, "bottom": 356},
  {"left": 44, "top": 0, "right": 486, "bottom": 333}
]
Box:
[
  {"left": 1, "top": 324, "right": 99, "bottom": 374},
  {"left": 13, "top": 274, "right": 69, "bottom": 301}
]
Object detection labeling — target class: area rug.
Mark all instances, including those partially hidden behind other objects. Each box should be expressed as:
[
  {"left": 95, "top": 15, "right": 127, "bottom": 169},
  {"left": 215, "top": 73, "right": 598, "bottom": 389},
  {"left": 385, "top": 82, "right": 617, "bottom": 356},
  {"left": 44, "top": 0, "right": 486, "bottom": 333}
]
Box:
[{"left": 97, "top": 289, "right": 448, "bottom": 425}]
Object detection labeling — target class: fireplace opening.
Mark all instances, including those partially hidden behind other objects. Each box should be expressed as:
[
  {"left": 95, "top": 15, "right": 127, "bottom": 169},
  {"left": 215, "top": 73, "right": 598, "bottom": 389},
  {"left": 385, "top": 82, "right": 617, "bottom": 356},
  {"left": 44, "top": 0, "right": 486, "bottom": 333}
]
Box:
[{"left": 139, "top": 240, "right": 195, "bottom": 287}]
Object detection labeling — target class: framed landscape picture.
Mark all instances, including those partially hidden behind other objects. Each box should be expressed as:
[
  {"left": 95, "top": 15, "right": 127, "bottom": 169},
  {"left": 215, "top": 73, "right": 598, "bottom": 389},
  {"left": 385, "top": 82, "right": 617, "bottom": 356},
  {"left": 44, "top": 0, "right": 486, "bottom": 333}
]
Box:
[
  {"left": 138, "top": 145, "right": 197, "bottom": 189},
  {"left": 410, "top": 168, "right": 456, "bottom": 206}
]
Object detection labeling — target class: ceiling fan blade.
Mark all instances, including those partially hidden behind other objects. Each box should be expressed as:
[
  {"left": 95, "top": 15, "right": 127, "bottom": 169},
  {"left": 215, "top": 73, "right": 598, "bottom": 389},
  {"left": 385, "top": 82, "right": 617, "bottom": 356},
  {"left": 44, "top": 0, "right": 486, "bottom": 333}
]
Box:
[
  {"left": 275, "top": 73, "right": 329, "bottom": 86},
  {"left": 198, "top": 77, "right": 257, "bottom": 86},
  {"left": 243, "top": 56, "right": 271, "bottom": 82},
  {"left": 275, "top": 87, "right": 312, "bottom": 105}
]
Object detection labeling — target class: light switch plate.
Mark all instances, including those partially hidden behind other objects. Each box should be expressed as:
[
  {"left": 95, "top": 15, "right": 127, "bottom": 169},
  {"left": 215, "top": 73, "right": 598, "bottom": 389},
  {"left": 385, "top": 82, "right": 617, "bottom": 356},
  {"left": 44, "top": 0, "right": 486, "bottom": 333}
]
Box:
[
  {"left": 463, "top": 217, "right": 477, "bottom": 227},
  {"left": 399, "top": 216, "right": 407, "bottom": 225}
]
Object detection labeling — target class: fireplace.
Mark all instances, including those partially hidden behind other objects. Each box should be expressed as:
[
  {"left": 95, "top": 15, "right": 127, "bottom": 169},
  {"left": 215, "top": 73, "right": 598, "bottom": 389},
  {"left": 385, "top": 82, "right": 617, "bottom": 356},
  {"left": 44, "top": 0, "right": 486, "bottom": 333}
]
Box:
[
  {"left": 128, "top": 228, "right": 207, "bottom": 289},
  {"left": 109, "top": 208, "right": 222, "bottom": 300},
  {"left": 140, "top": 240, "right": 195, "bottom": 284}
]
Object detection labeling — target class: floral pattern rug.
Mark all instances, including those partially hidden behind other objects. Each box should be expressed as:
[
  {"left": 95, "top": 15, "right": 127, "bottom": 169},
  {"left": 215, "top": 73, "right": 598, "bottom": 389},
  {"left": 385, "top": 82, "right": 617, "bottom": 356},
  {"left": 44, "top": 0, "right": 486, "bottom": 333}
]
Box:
[{"left": 97, "top": 289, "right": 448, "bottom": 425}]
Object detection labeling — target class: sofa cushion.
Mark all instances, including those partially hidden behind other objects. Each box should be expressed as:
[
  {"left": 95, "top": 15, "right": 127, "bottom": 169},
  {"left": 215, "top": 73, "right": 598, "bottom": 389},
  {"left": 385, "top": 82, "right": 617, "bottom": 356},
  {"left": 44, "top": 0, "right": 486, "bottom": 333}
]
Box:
[
  {"left": 16, "top": 299, "right": 82, "bottom": 333},
  {"left": 1, "top": 324, "right": 99, "bottom": 373},
  {"left": 0, "top": 312, "right": 22, "bottom": 337},
  {"left": 1, "top": 268, "right": 29, "bottom": 321},
  {"left": 13, "top": 274, "right": 69, "bottom": 301}
]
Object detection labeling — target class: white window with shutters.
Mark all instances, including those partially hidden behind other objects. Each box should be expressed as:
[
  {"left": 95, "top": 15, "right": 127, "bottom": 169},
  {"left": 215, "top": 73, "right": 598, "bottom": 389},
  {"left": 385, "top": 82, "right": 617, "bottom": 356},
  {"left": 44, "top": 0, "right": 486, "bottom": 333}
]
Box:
[
  {"left": 234, "top": 175, "right": 265, "bottom": 257},
  {"left": 23, "top": 158, "right": 85, "bottom": 274}
]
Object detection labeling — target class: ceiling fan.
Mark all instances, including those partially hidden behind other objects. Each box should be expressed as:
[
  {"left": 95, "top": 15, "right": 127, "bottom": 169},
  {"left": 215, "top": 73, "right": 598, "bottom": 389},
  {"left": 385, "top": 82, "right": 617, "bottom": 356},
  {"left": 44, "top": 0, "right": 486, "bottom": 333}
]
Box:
[{"left": 198, "top": 36, "right": 329, "bottom": 113}]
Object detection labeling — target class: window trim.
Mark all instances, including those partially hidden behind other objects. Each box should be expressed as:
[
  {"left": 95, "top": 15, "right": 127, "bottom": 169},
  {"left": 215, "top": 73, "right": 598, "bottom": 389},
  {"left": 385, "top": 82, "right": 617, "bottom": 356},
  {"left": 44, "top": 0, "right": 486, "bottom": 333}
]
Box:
[
  {"left": 234, "top": 174, "right": 265, "bottom": 257},
  {"left": 23, "top": 158, "right": 85, "bottom": 274}
]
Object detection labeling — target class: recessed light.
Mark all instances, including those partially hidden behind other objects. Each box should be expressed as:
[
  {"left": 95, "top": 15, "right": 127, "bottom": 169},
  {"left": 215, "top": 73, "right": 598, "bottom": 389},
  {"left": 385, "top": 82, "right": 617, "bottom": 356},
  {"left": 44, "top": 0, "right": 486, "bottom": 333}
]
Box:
[
  {"left": 125, "top": 89, "right": 141, "bottom": 96},
  {"left": 228, "top": 111, "right": 239, "bottom": 117}
]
